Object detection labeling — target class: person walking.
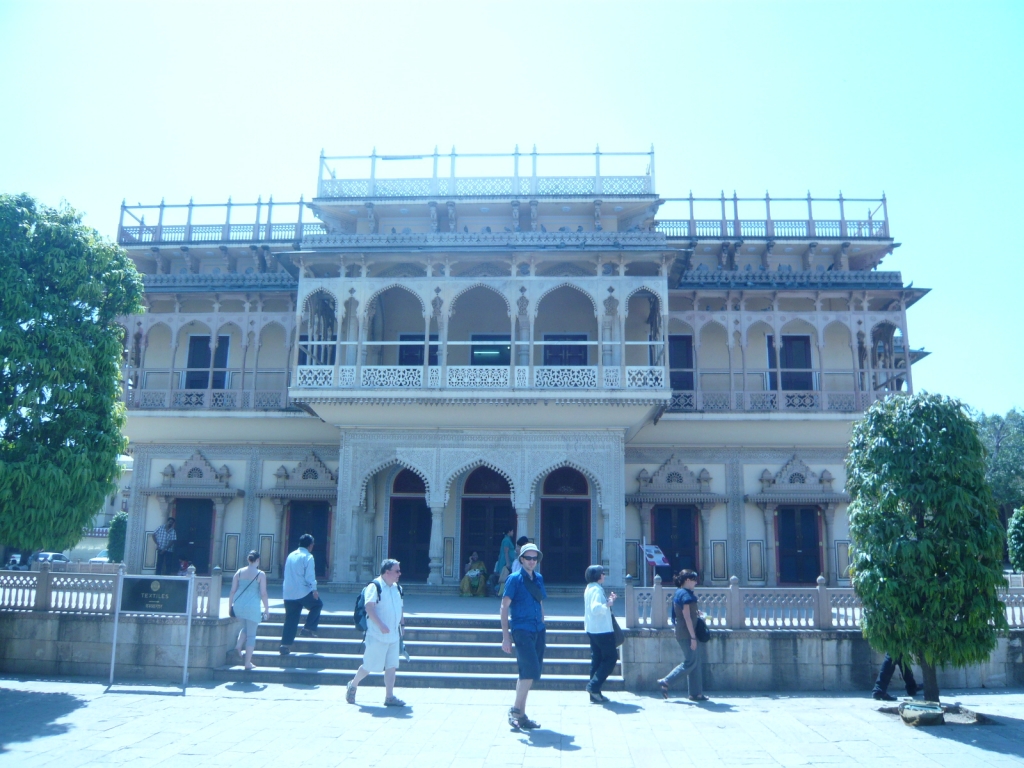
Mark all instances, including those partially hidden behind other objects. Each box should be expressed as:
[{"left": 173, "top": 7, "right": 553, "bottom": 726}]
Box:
[
  {"left": 152, "top": 517, "right": 176, "bottom": 575},
  {"left": 872, "top": 653, "right": 919, "bottom": 701},
  {"left": 279, "top": 533, "right": 322, "bottom": 655},
  {"left": 583, "top": 564, "right": 618, "bottom": 703},
  {"left": 509, "top": 536, "right": 531, "bottom": 575},
  {"left": 500, "top": 543, "right": 546, "bottom": 729},
  {"left": 657, "top": 569, "right": 709, "bottom": 702},
  {"left": 229, "top": 550, "right": 270, "bottom": 671},
  {"left": 347, "top": 559, "right": 406, "bottom": 707},
  {"left": 495, "top": 527, "right": 516, "bottom": 583}
]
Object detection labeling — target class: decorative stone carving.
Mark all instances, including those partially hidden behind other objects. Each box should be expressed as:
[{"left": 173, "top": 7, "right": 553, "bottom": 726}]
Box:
[
  {"left": 447, "top": 201, "right": 456, "bottom": 233},
  {"left": 626, "top": 455, "right": 725, "bottom": 509},
  {"left": 511, "top": 200, "right": 520, "bottom": 232},
  {"left": 256, "top": 452, "right": 338, "bottom": 501},
  {"left": 604, "top": 287, "right": 618, "bottom": 317},
  {"left": 747, "top": 455, "right": 848, "bottom": 507},
  {"left": 516, "top": 287, "right": 529, "bottom": 316},
  {"left": 428, "top": 201, "right": 438, "bottom": 233}
]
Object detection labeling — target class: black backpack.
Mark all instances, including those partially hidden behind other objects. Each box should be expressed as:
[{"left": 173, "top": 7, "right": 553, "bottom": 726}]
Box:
[{"left": 353, "top": 578, "right": 404, "bottom": 633}]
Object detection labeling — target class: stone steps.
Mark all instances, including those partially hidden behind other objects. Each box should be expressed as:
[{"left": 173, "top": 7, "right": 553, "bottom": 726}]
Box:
[{"left": 215, "top": 612, "right": 622, "bottom": 690}]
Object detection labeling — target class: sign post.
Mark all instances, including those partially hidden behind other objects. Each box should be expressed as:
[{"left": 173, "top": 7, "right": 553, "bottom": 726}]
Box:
[{"left": 108, "top": 566, "right": 196, "bottom": 688}]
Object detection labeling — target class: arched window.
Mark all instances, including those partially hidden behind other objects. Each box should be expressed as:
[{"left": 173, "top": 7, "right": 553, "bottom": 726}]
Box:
[
  {"left": 393, "top": 469, "right": 426, "bottom": 495},
  {"left": 542, "top": 467, "right": 588, "bottom": 496},
  {"left": 464, "top": 467, "right": 511, "bottom": 496}
]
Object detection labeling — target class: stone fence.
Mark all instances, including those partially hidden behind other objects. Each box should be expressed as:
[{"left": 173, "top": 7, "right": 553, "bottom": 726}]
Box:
[
  {"left": 624, "top": 575, "right": 1024, "bottom": 631},
  {"left": 0, "top": 562, "right": 222, "bottom": 618}
]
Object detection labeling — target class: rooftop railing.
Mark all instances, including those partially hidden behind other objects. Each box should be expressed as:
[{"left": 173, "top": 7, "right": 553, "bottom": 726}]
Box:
[
  {"left": 317, "top": 146, "right": 656, "bottom": 199},
  {"left": 655, "top": 192, "right": 889, "bottom": 240}
]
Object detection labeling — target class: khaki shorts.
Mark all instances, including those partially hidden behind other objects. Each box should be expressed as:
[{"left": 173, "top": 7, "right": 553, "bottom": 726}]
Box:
[{"left": 362, "top": 637, "right": 400, "bottom": 673}]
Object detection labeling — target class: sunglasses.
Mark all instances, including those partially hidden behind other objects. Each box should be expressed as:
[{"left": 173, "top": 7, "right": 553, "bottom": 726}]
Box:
[{"left": 521, "top": 555, "right": 539, "bottom": 561}]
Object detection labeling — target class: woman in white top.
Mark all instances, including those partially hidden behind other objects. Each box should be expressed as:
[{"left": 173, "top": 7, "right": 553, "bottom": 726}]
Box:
[
  {"left": 229, "top": 550, "right": 270, "bottom": 671},
  {"left": 583, "top": 564, "right": 618, "bottom": 703}
]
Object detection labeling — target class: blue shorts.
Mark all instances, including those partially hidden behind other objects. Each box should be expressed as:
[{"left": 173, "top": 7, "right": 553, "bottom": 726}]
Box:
[{"left": 512, "top": 628, "right": 546, "bottom": 680}]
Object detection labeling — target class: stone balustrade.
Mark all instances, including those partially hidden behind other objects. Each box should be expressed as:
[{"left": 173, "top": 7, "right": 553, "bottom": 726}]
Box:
[{"left": 624, "top": 574, "right": 1024, "bottom": 631}]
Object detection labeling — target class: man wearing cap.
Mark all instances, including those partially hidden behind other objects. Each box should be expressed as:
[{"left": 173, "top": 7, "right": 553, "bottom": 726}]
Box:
[{"left": 500, "top": 542, "right": 547, "bottom": 730}]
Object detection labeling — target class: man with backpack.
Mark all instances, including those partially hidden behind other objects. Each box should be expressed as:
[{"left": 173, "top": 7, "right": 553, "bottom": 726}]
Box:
[
  {"left": 347, "top": 559, "right": 406, "bottom": 707},
  {"left": 500, "top": 543, "right": 546, "bottom": 730}
]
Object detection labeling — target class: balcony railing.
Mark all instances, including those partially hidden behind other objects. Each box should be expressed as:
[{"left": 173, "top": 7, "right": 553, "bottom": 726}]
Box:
[
  {"left": 126, "top": 388, "right": 289, "bottom": 410},
  {"left": 317, "top": 147, "right": 656, "bottom": 199},
  {"left": 294, "top": 364, "right": 666, "bottom": 391}
]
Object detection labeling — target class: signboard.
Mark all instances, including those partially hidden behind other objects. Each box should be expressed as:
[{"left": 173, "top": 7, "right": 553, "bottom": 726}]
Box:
[
  {"left": 120, "top": 576, "right": 190, "bottom": 615},
  {"left": 642, "top": 545, "right": 670, "bottom": 568}
]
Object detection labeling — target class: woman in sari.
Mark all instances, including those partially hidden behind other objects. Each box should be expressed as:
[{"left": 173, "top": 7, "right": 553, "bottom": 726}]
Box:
[{"left": 459, "top": 551, "right": 488, "bottom": 596}]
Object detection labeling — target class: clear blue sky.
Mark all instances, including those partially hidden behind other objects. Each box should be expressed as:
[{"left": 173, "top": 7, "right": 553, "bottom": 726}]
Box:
[{"left": 1, "top": 1, "right": 1020, "bottom": 415}]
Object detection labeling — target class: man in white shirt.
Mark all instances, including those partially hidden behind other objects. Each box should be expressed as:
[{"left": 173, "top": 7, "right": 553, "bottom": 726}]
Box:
[
  {"left": 279, "top": 533, "right": 322, "bottom": 655},
  {"left": 346, "top": 559, "right": 406, "bottom": 707}
]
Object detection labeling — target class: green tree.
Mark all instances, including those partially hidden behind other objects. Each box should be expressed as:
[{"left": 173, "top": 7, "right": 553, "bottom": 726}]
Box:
[
  {"left": 106, "top": 510, "right": 128, "bottom": 564},
  {"left": 0, "top": 194, "right": 142, "bottom": 552},
  {"left": 1008, "top": 508, "right": 1024, "bottom": 573},
  {"left": 847, "top": 393, "right": 1008, "bottom": 703},
  {"left": 976, "top": 409, "right": 1024, "bottom": 532}
]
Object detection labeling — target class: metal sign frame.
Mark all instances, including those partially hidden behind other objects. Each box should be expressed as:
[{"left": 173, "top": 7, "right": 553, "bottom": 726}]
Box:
[{"left": 108, "top": 567, "right": 196, "bottom": 688}]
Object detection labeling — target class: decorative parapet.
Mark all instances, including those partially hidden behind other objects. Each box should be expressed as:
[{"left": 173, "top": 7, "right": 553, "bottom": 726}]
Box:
[
  {"left": 139, "top": 451, "right": 243, "bottom": 501},
  {"left": 675, "top": 269, "right": 905, "bottom": 290},
  {"left": 301, "top": 229, "right": 666, "bottom": 251},
  {"left": 626, "top": 455, "right": 727, "bottom": 508},
  {"left": 141, "top": 272, "right": 298, "bottom": 293},
  {"left": 745, "top": 456, "right": 849, "bottom": 507},
  {"left": 255, "top": 452, "right": 338, "bottom": 502}
]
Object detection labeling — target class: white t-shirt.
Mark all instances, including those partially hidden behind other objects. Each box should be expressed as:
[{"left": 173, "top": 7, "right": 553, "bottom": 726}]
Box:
[{"left": 363, "top": 579, "right": 403, "bottom": 644}]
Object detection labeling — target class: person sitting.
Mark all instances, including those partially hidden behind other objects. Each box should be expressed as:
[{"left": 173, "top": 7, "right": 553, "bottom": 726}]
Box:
[{"left": 459, "top": 551, "right": 488, "bottom": 597}]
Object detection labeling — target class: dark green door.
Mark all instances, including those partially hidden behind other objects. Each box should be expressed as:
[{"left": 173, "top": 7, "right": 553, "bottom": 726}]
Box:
[
  {"left": 653, "top": 505, "right": 698, "bottom": 580},
  {"left": 389, "top": 498, "right": 432, "bottom": 582},
  {"left": 173, "top": 498, "right": 213, "bottom": 575},
  {"left": 777, "top": 506, "right": 821, "bottom": 584},
  {"left": 287, "top": 501, "right": 330, "bottom": 579},
  {"left": 541, "top": 499, "right": 590, "bottom": 584}
]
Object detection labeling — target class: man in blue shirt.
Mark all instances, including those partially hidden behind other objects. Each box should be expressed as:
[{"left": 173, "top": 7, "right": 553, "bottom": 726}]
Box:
[
  {"left": 279, "top": 533, "right": 322, "bottom": 655},
  {"left": 500, "top": 543, "right": 546, "bottom": 729}
]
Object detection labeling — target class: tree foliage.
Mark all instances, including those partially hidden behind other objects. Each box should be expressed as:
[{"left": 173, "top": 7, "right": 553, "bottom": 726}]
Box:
[
  {"left": 1008, "top": 508, "right": 1024, "bottom": 573},
  {"left": 0, "top": 194, "right": 142, "bottom": 552},
  {"left": 847, "top": 393, "right": 1008, "bottom": 702},
  {"left": 975, "top": 409, "right": 1024, "bottom": 519},
  {"left": 107, "top": 511, "right": 128, "bottom": 564}
]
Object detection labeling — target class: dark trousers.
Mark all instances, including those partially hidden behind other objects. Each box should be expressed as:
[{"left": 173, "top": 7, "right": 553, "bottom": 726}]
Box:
[
  {"left": 156, "top": 550, "right": 176, "bottom": 576},
  {"left": 874, "top": 653, "right": 918, "bottom": 696},
  {"left": 587, "top": 631, "right": 618, "bottom": 694},
  {"left": 281, "top": 591, "right": 323, "bottom": 645}
]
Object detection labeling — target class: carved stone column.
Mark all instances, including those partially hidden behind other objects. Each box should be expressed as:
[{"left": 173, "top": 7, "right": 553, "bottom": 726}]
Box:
[
  {"left": 515, "top": 507, "right": 530, "bottom": 540},
  {"left": 600, "top": 507, "right": 611, "bottom": 569},
  {"left": 638, "top": 503, "right": 653, "bottom": 545},
  {"left": 699, "top": 506, "right": 713, "bottom": 586},
  {"left": 211, "top": 498, "right": 229, "bottom": 570},
  {"left": 763, "top": 504, "right": 778, "bottom": 586},
  {"left": 272, "top": 499, "right": 287, "bottom": 576},
  {"left": 360, "top": 506, "right": 377, "bottom": 581},
  {"left": 427, "top": 506, "right": 444, "bottom": 585},
  {"left": 822, "top": 504, "right": 836, "bottom": 585}
]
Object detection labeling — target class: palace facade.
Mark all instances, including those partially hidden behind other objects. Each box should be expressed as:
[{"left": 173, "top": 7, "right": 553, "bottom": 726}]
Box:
[{"left": 116, "top": 147, "right": 927, "bottom": 588}]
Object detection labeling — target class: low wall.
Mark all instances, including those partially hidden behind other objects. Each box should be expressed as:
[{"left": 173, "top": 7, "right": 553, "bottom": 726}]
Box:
[
  {"left": 0, "top": 612, "right": 238, "bottom": 682},
  {"left": 621, "top": 628, "right": 1024, "bottom": 693}
]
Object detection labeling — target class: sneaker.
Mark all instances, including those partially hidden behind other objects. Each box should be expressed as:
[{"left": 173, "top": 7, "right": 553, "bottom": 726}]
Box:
[
  {"left": 906, "top": 686, "right": 919, "bottom": 698},
  {"left": 872, "top": 690, "right": 896, "bottom": 702},
  {"left": 278, "top": 644, "right": 291, "bottom": 656},
  {"left": 384, "top": 696, "right": 407, "bottom": 707},
  {"left": 346, "top": 682, "right": 356, "bottom": 704},
  {"left": 299, "top": 629, "right": 319, "bottom": 638},
  {"left": 516, "top": 713, "right": 541, "bottom": 729}
]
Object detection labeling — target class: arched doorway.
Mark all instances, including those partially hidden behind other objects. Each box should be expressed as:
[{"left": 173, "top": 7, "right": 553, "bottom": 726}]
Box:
[
  {"left": 173, "top": 498, "right": 213, "bottom": 575},
  {"left": 652, "top": 506, "right": 698, "bottom": 581},
  {"left": 540, "top": 467, "right": 590, "bottom": 584},
  {"left": 389, "top": 469, "right": 432, "bottom": 582},
  {"left": 286, "top": 501, "right": 331, "bottom": 579},
  {"left": 461, "top": 467, "right": 515, "bottom": 578}
]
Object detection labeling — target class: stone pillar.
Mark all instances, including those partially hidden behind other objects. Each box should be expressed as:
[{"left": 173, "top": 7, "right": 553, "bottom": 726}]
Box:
[
  {"left": 272, "top": 499, "right": 287, "bottom": 576},
  {"left": 601, "top": 507, "right": 612, "bottom": 569},
  {"left": 763, "top": 505, "right": 778, "bottom": 586},
  {"left": 822, "top": 505, "right": 836, "bottom": 585},
  {"left": 515, "top": 507, "right": 530, "bottom": 540},
  {"left": 211, "top": 498, "right": 228, "bottom": 570},
  {"left": 699, "top": 506, "right": 713, "bottom": 586},
  {"left": 360, "top": 507, "right": 376, "bottom": 581},
  {"left": 427, "top": 506, "right": 445, "bottom": 585}
]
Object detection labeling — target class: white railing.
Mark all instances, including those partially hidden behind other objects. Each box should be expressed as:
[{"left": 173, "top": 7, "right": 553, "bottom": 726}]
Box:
[
  {"left": 447, "top": 366, "right": 509, "bottom": 388},
  {"left": 0, "top": 563, "right": 222, "bottom": 618},
  {"left": 666, "top": 390, "right": 866, "bottom": 413},
  {"left": 534, "top": 366, "right": 598, "bottom": 389},
  {"left": 624, "top": 574, "right": 1024, "bottom": 631}
]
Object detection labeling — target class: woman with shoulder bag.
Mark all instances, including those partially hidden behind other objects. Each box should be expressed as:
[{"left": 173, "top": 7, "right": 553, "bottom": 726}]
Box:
[
  {"left": 229, "top": 550, "right": 270, "bottom": 671},
  {"left": 583, "top": 564, "right": 619, "bottom": 703},
  {"left": 657, "top": 569, "right": 709, "bottom": 701}
]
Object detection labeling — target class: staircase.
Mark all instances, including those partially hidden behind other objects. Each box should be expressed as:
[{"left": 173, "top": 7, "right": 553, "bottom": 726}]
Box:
[{"left": 215, "top": 611, "right": 623, "bottom": 690}]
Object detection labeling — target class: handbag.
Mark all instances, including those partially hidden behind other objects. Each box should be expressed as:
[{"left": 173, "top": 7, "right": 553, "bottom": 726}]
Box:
[
  {"left": 230, "top": 571, "right": 260, "bottom": 619},
  {"left": 610, "top": 613, "right": 625, "bottom": 647},
  {"left": 694, "top": 615, "right": 711, "bottom": 643}
]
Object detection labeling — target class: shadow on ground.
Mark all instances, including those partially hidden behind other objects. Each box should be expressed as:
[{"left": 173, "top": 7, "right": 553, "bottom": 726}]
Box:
[
  {"left": 0, "top": 688, "right": 86, "bottom": 752},
  {"left": 517, "top": 728, "right": 581, "bottom": 751},
  {"left": 903, "top": 709, "right": 1024, "bottom": 761}
]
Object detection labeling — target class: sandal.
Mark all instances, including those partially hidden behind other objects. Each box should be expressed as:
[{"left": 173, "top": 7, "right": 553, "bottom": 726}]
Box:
[
  {"left": 688, "top": 694, "right": 710, "bottom": 702},
  {"left": 346, "top": 682, "right": 357, "bottom": 704},
  {"left": 657, "top": 679, "right": 669, "bottom": 699},
  {"left": 384, "top": 696, "right": 407, "bottom": 707}
]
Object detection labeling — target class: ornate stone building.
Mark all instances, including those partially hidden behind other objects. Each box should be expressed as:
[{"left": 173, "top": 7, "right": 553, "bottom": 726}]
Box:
[{"left": 116, "top": 147, "right": 927, "bottom": 588}]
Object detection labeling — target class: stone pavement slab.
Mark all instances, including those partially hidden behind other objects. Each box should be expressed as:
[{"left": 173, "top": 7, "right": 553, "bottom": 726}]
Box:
[{"left": 1, "top": 679, "right": 1023, "bottom": 767}]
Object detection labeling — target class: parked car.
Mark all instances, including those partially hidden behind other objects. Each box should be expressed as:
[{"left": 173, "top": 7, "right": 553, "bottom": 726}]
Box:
[
  {"left": 89, "top": 550, "right": 110, "bottom": 564},
  {"left": 31, "top": 552, "right": 70, "bottom": 564}
]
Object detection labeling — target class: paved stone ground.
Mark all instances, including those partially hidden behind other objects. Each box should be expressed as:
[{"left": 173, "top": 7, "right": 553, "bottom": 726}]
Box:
[{"left": 2, "top": 679, "right": 1023, "bottom": 767}]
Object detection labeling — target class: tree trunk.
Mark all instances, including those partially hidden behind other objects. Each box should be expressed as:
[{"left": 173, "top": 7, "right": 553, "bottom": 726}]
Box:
[{"left": 920, "top": 658, "right": 940, "bottom": 703}]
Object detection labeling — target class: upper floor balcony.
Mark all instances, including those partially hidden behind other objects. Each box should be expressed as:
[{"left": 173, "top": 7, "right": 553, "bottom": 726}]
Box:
[{"left": 316, "top": 147, "right": 656, "bottom": 200}]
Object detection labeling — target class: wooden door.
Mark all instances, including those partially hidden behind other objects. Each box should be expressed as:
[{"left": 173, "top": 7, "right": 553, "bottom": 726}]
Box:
[
  {"left": 653, "top": 505, "right": 698, "bottom": 580},
  {"left": 777, "top": 506, "right": 822, "bottom": 584},
  {"left": 461, "top": 498, "right": 515, "bottom": 576},
  {"left": 389, "top": 498, "right": 432, "bottom": 582},
  {"left": 287, "top": 501, "right": 330, "bottom": 579},
  {"left": 173, "top": 498, "right": 214, "bottom": 575},
  {"left": 540, "top": 499, "right": 590, "bottom": 584}
]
